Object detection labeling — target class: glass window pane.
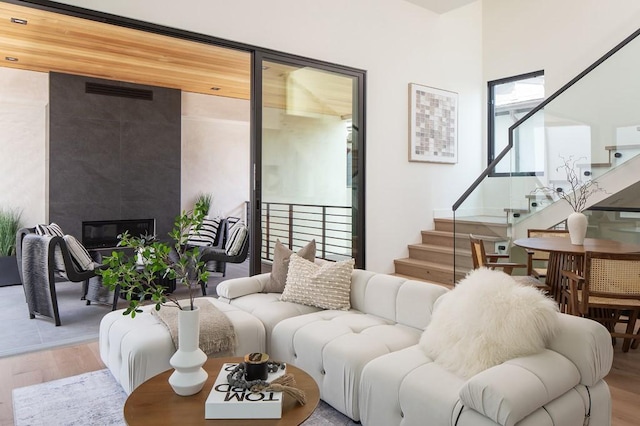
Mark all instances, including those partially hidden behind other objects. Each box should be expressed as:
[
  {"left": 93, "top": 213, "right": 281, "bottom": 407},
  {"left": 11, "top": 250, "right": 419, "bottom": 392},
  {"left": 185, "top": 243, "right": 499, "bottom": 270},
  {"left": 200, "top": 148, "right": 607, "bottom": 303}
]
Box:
[
  {"left": 490, "top": 73, "right": 545, "bottom": 175},
  {"left": 261, "top": 61, "right": 357, "bottom": 268}
]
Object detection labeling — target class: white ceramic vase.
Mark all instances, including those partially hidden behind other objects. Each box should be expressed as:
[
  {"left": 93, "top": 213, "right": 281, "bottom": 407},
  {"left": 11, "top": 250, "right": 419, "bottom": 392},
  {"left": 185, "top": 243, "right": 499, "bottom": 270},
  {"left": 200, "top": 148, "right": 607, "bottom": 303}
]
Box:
[
  {"left": 168, "top": 306, "right": 208, "bottom": 396},
  {"left": 567, "top": 211, "right": 588, "bottom": 245}
]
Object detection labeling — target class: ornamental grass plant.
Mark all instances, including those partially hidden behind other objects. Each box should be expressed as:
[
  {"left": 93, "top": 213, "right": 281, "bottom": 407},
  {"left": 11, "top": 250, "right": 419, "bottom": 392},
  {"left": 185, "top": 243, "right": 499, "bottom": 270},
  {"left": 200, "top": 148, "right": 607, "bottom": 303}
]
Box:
[{"left": 0, "top": 207, "right": 22, "bottom": 256}]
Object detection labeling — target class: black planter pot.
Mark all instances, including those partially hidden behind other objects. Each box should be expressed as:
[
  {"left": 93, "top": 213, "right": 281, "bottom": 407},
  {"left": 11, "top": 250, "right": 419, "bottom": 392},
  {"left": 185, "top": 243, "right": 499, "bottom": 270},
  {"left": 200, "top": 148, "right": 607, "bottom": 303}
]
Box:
[{"left": 0, "top": 255, "right": 21, "bottom": 287}]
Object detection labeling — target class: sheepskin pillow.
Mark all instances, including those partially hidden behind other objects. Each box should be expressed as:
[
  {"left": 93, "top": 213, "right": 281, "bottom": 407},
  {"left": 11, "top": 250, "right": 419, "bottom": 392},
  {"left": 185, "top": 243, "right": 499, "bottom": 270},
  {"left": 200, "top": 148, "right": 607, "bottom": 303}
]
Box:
[{"left": 419, "top": 268, "right": 559, "bottom": 378}]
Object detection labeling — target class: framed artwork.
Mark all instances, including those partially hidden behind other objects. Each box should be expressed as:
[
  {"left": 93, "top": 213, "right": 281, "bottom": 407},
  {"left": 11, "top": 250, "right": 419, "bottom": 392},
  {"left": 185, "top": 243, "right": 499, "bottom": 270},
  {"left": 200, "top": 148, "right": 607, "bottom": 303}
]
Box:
[{"left": 409, "top": 83, "right": 458, "bottom": 163}]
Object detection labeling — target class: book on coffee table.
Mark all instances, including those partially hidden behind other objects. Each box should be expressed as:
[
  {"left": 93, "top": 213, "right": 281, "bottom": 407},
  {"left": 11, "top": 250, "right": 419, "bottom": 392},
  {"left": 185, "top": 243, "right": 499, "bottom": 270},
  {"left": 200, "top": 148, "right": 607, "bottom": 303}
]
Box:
[{"left": 205, "top": 362, "right": 286, "bottom": 419}]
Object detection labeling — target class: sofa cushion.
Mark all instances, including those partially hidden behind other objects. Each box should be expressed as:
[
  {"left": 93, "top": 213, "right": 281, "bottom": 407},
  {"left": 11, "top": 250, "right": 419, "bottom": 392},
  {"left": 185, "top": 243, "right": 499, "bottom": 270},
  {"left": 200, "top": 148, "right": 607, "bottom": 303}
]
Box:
[
  {"left": 281, "top": 254, "right": 354, "bottom": 310},
  {"left": 223, "top": 292, "right": 320, "bottom": 354},
  {"left": 265, "top": 239, "right": 316, "bottom": 293},
  {"left": 99, "top": 297, "right": 266, "bottom": 394},
  {"left": 349, "top": 271, "right": 448, "bottom": 329},
  {"left": 270, "top": 310, "right": 423, "bottom": 421},
  {"left": 459, "top": 349, "right": 581, "bottom": 426},
  {"left": 419, "top": 268, "right": 559, "bottom": 378},
  {"left": 359, "top": 345, "right": 465, "bottom": 426}
]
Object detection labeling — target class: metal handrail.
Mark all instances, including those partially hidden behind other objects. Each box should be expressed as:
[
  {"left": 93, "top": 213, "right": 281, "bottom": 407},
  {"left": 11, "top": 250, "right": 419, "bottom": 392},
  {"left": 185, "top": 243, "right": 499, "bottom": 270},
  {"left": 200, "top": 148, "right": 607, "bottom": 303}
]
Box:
[
  {"left": 452, "top": 27, "right": 640, "bottom": 213},
  {"left": 261, "top": 202, "right": 352, "bottom": 261}
]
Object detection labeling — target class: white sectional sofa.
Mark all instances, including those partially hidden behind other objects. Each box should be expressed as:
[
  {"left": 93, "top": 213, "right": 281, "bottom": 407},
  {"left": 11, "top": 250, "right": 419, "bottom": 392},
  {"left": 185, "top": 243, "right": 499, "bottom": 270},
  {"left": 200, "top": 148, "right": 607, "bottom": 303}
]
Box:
[
  {"left": 99, "top": 297, "right": 266, "bottom": 394},
  {"left": 100, "top": 269, "right": 614, "bottom": 425},
  {"left": 219, "top": 269, "right": 447, "bottom": 421},
  {"left": 359, "top": 313, "right": 613, "bottom": 426}
]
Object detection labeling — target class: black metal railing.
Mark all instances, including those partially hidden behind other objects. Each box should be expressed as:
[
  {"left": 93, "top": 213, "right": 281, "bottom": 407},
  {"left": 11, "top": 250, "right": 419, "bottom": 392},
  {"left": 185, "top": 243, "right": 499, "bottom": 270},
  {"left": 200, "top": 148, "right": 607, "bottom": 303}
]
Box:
[{"left": 261, "top": 202, "right": 352, "bottom": 262}]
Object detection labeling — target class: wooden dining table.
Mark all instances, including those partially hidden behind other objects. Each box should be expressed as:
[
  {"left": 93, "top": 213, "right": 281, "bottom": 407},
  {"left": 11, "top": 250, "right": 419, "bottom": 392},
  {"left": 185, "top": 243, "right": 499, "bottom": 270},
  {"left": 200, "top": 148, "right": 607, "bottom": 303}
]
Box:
[{"left": 514, "top": 237, "right": 640, "bottom": 310}]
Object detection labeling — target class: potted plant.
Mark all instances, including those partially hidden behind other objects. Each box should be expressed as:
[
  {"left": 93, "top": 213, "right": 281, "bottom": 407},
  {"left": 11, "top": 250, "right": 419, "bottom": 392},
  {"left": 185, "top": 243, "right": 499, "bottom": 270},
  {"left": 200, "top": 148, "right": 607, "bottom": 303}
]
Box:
[
  {"left": 98, "top": 209, "right": 210, "bottom": 315},
  {"left": 532, "top": 156, "right": 608, "bottom": 245},
  {"left": 194, "top": 192, "right": 213, "bottom": 218},
  {"left": 98, "top": 208, "right": 211, "bottom": 395},
  {"left": 0, "top": 207, "right": 22, "bottom": 287}
]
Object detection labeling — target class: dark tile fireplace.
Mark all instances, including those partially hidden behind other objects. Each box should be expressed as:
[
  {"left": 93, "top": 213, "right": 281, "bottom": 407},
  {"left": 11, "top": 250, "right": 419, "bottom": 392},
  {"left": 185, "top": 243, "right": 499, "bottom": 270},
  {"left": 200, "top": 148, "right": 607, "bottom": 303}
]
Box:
[
  {"left": 48, "top": 72, "right": 181, "bottom": 240},
  {"left": 82, "top": 218, "right": 156, "bottom": 250}
]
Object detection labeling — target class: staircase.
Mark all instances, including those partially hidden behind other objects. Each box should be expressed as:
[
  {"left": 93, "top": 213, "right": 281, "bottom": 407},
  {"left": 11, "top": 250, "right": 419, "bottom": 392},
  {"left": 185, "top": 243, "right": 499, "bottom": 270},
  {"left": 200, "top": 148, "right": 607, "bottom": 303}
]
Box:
[{"left": 393, "top": 217, "right": 509, "bottom": 287}]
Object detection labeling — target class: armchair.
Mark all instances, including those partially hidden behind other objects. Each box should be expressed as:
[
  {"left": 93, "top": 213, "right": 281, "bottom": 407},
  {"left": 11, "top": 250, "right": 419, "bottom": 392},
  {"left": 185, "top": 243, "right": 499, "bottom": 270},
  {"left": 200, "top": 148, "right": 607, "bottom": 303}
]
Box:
[
  {"left": 17, "top": 227, "right": 106, "bottom": 325},
  {"left": 199, "top": 221, "right": 249, "bottom": 295}
]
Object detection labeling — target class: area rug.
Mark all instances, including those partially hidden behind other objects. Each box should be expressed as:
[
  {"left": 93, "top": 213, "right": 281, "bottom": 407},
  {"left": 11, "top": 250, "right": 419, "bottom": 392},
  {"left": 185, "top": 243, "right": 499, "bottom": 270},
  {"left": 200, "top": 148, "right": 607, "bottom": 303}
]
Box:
[
  {"left": 0, "top": 261, "right": 249, "bottom": 358},
  {"left": 12, "top": 369, "right": 359, "bottom": 425}
]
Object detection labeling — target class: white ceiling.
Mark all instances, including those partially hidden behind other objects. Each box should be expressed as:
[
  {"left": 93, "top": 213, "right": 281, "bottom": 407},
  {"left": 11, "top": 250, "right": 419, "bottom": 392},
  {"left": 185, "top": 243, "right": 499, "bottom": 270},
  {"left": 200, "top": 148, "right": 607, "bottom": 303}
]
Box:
[{"left": 405, "top": 0, "right": 478, "bottom": 14}]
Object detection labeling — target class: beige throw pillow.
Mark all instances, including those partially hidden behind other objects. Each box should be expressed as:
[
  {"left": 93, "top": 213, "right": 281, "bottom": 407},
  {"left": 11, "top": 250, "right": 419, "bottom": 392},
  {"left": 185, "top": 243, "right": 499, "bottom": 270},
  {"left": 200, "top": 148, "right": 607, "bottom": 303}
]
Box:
[
  {"left": 280, "top": 254, "right": 355, "bottom": 310},
  {"left": 265, "top": 239, "right": 316, "bottom": 293}
]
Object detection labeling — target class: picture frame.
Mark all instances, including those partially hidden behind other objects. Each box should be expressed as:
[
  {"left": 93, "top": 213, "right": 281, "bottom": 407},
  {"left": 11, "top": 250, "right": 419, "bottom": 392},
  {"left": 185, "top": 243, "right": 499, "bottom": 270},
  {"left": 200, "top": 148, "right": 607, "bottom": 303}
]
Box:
[{"left": 409, "top": 83, "right": 458, "bottom": 163}]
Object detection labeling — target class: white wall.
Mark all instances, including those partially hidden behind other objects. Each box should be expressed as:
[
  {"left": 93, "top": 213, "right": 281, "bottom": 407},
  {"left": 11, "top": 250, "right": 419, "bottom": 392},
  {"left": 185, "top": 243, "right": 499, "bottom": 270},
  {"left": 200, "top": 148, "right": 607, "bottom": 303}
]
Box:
[
  {"left": 181, "top": 92, "right": 250, "bottom": 221},
  {"left": 0, "top": 68, "right": 48, "bottom": 228},
  {"left": 54, "top": 0, "right": 485, "bottom": 272}
]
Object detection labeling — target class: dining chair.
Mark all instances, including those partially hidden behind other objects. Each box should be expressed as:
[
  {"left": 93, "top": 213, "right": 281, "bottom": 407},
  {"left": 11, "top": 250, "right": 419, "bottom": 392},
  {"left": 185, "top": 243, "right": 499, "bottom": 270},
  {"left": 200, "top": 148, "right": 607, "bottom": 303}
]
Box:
[
  {"left": 525, "top": 228, "right": 570, "bottom": 280},
  {"left": 469, "top": 235, "right": 550, "bottom": 293},
  {"left": 562, "top": 251, "right": 640, "bottom": 352}
]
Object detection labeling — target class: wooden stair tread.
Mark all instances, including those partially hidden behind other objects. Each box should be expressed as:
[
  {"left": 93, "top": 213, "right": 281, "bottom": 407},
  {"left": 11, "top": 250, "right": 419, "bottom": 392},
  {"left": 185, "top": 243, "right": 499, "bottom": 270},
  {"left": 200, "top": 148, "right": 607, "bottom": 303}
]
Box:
[
  {"left": 394, "top": 257, "right": 469, "bottom": 272},
  {"left": 390, "top": 273, "right": 454, "bottom": 289},
  {"left": 422, "top": 229, "right": 485, "bottom": 238},
  {"left": 605, "top": 144, "right": 640, "bottom": 150},
  {"left": 408, "top": 243, "right": 471, "bottom": 256},
  {"left": 434, "top": 217, "right": 508, "bottom": 226}
]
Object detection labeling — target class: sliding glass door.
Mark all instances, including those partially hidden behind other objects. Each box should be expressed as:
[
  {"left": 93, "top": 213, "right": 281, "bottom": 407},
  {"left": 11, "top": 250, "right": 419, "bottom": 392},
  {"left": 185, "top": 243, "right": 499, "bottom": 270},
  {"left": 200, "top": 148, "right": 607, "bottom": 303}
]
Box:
[{"left": 251, "top": 54, "right": 365, "bottom": 273}]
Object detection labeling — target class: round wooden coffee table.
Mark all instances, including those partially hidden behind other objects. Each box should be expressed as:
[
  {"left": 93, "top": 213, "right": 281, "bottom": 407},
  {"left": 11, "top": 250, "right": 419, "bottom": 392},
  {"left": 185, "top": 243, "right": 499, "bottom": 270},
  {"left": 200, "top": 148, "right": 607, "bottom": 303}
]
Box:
[{"left": 124, "top": 357, "right": 320, "bottom": 425}]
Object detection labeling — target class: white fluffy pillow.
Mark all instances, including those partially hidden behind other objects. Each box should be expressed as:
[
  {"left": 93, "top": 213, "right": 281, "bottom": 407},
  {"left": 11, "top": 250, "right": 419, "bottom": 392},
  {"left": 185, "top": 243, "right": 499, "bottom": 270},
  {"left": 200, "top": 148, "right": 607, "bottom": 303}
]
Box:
[{"left": 419, "top": 268, "right": 559, "bottom": 378}]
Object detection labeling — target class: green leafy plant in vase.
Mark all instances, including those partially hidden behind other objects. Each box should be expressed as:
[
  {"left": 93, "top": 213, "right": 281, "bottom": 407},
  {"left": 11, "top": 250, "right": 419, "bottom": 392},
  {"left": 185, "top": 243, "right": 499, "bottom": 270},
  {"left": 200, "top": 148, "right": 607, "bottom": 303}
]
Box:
[{"left": 97, "top": 208, "right": 210, "bottom": 316}]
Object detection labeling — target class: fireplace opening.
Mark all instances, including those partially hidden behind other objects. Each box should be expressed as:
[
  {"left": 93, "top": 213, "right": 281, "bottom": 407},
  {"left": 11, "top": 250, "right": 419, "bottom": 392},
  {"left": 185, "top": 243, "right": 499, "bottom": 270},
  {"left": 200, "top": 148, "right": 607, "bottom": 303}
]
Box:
[{"left": 82, "top": 219, "right": 156, "bottom": 250}]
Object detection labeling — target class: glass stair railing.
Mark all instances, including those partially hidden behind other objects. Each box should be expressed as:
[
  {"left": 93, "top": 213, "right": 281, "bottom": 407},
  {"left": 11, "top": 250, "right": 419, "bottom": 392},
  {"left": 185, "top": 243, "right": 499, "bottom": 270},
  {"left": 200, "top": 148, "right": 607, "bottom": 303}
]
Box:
[{"left": 452, "top": 27, "right": 640, "bottom": 282}]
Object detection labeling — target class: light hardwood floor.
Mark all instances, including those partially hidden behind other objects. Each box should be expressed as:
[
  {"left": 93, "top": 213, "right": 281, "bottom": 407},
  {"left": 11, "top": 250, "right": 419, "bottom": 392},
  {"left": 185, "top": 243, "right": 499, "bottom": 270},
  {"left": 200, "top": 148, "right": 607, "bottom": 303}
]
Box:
[{"left": 1, "top": 340, "right": 638, "bottom": 425}]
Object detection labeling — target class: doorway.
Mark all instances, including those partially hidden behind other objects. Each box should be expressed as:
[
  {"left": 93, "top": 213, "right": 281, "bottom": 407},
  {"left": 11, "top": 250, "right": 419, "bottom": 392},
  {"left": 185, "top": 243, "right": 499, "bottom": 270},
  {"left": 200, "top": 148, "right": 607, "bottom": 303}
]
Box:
[{"left": 253, "top": 54, "right": 365, "bottom": 272}]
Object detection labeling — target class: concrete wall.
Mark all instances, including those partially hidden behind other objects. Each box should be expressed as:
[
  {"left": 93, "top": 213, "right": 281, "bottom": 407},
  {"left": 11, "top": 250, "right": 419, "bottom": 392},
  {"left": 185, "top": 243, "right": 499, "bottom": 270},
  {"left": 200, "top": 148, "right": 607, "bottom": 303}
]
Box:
[
  {"left": 181, "top": 92, "right": 250, "bottom": 220},
  {"left": 0, "top": 68, "right": 48, "bottom": 229},
  {"left": 48, "top": 73, "right": 181, "bottom": 239}
]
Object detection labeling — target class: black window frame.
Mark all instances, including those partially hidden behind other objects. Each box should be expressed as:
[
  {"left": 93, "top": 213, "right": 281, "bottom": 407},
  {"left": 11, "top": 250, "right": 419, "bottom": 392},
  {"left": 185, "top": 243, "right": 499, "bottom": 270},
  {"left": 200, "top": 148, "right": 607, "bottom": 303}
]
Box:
[{"left": 488, "top": 70, "right": 544, "bottom": 177}]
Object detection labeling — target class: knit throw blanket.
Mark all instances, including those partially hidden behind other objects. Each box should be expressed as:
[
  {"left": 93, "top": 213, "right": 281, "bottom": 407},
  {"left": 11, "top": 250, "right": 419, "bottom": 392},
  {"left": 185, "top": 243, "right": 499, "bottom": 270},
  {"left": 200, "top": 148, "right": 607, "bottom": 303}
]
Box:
[
  {"left": 21, "top": 234, "right": 55, "bottom": 319},
  {"left": 152, "top": 298, "right": 236, "bottom": 356}
]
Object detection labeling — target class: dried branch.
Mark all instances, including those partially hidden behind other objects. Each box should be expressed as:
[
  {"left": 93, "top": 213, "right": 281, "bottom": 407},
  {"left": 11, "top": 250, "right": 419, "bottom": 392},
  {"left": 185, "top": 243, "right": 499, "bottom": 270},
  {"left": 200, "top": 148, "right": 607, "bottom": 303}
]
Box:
[{"left": 531, "top": 155, "right": 608, "bottom": 212}]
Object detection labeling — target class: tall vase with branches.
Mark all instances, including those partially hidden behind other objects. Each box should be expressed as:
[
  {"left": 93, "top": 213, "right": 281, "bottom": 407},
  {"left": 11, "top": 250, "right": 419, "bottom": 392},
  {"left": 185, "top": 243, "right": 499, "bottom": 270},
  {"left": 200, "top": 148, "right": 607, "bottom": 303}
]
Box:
[
  {"left": 98, "top": 208, "right": 211, "bottom": 395},
  {"left": 532, "top": 156, "right": 608, "bottom": 244}
]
